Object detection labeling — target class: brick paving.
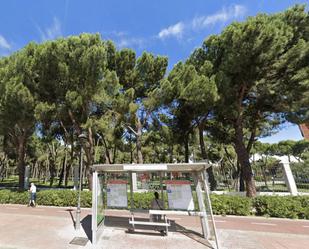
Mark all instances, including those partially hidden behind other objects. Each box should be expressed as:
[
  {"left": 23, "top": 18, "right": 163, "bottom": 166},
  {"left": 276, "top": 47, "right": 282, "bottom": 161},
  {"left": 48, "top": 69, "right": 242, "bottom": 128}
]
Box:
[{"left": 0, "top": 204, "right": 309, "bottom": 249}]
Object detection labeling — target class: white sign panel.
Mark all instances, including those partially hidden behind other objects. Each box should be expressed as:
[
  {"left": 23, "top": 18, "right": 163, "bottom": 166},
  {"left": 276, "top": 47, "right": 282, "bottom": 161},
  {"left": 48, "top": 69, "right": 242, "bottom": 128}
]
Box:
[
  {"left": 107, "top": 180, "right": 128, "bottom": 208},
  {"left": 123, "top": 164, "right": 167, "bottom": 171},
  {"left": 166, "top": 180, "right": 194, "bottom": 210}
]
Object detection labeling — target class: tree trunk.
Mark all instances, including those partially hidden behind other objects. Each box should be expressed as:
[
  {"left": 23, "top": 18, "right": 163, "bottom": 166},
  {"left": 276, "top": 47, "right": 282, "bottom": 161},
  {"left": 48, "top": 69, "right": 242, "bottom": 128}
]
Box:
[
  {"left": 198, "top": 124, "right": 217, "bottom": 190},
  {"left": 262, "top": 156, "right": 269, "bottom": 189},
  {"left": 65, "top": 141, "right": 74, "bottom": 187},
  {"left": 184, "top": 134, "right": 189, "bottom": 163},
  {"left": 239, "top": 166, "right": 245, "bottom": 192},
  {"left": 38, "top": 163, "right": 42, "bottom": 182},
  {"left": 58, "top": 152, "right": 67, "bottom": 187},
  {"left": 234, "top": 123, "right": 256, "bottom": 197},
  {"left": 101, "top": 135, "right": 112, "bottom": 164},
  {"left": 112, "top": 146, "right": 117, "bottom": 164},
  {"left": 44, "top": 160, "right": 49, "bottom": 184},
  {"left": 83, "top": 128, "right": 94, "bottom": 190},
  {"left": 129, "top": 133, "right": 134, "bottom": 163},
  {"left": 49, "top": 158, "right": 55, "bottom": 187},
  {"left": 17, "top": 135, "right": 26, "bottom": 190},
  {"left": 169, "top": 145, "right": 173, "bottom": 163},
  {"left": 0, "top": 156, "right": 5, "bottom": 181},
  {"left": 48, "top": 143, "right": 56, "bottom": 187},
  {"left": 136, "top": 119, "right": 143, "bottom": 164}
]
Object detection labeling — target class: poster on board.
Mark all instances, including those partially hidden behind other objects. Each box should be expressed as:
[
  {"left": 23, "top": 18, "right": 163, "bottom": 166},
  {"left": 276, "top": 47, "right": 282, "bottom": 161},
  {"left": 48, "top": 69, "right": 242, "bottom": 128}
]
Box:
[
  {"left": 165, "top": 180, "right": 194, "bottom": 210},
  {"left": 107, "top": 180, "right": 128, "bottom": 208}
]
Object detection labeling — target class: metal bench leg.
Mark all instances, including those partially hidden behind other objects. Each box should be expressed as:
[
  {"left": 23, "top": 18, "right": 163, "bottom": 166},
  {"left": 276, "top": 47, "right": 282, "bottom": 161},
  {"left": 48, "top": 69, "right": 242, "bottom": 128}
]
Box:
[
  {"left": 131, "top": 213, "right": 135, "bottom": 231},
  {"left": 165, "top": 216, "right": 168, "bottom": 236}
]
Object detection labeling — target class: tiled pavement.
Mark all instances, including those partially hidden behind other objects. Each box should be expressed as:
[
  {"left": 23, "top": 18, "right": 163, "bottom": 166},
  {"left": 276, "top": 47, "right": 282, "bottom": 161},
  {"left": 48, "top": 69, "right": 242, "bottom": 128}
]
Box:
[{"left": 0, "top": 205, "right": 309, "bottom": 249}]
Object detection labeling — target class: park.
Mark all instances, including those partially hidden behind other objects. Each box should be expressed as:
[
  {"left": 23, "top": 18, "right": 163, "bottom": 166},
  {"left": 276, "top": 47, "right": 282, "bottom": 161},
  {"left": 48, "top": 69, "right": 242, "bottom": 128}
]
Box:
[{"left": 0, "top": 1, "right": 309, "bottom": 249}]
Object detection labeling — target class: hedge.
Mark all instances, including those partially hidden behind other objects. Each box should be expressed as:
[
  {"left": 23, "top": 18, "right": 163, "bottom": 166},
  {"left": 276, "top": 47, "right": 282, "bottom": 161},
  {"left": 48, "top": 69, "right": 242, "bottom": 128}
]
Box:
[
  {"left": 253, "top": 195, "right": 309, "bottom": 219},
  {"left": 0, "top": 189, "right": 308, "bottom": 219},
  {"left": 210, "top": 194, "right": 252, "bottom": 216},
  {"left": 0, "top": 189, "right": 92, "bottom": 207}
]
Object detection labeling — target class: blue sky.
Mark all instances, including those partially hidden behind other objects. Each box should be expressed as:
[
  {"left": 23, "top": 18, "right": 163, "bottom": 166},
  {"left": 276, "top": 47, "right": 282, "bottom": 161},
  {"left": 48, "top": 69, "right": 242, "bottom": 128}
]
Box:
[{"left": 0, "top": 0, "right": 306, "bottom": 143}]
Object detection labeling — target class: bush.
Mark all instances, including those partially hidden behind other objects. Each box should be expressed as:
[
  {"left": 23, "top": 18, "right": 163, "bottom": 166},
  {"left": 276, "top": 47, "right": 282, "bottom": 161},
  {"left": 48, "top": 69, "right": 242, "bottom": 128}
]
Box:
[
  {"left": 0, "top": 190, "right": 11, "bottom": 203},
  {"left": 0, "top": 189, "right": 28, "bottom": 204},
  {"left": 130, "top": 192, "right": 155, "bottom": 209},
  {"left": 0, "top": 189, "right": 92, "bottom": 207},
  {"left": 254, "top": 195, "right": 309, "bottom": 219},
  {"left": 210, "top": 194, "right": 252, "bottom": 216},
  {"left": 0, "top": 189, "right": 308, "bottom": 219}
]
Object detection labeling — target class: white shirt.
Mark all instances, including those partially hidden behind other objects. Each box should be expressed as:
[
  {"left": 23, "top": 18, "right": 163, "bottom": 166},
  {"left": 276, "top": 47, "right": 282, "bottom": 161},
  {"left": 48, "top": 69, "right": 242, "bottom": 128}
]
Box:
[{"left": 30, "top": 185, "right": 36, "bottom": 193}]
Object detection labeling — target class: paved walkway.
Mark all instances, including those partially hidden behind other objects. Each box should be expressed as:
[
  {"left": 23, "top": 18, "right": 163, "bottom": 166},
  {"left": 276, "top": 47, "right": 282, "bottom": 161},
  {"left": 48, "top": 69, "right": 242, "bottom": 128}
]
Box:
[{"left": 0, "top": 204, "right": 308, "bottom": 249}]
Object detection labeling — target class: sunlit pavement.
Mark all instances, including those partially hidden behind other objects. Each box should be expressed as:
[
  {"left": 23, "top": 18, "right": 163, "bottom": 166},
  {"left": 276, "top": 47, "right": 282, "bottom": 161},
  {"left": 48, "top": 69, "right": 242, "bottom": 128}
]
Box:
[{"left": 0, "top": 204, "right": 309, "bottom": 249}]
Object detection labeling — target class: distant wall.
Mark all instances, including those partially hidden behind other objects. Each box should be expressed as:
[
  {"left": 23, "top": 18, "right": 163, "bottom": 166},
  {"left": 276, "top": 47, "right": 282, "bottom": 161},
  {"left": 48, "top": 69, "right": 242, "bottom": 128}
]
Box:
[{"left": 299, "top": 123, "right": 309, "bottom": 140}]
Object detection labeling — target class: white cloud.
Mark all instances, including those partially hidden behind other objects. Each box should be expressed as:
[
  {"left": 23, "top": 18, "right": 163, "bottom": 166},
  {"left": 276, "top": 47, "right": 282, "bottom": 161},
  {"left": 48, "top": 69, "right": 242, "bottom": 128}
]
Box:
[
  {"left": 157, "top": 4, "right": 246, "bottom": 41},
  {"left": 192, "top": 4, "right": 246, "bottom": 29},
  {"left": 158, "top": 22, "right": 184, "bottom": 40},
  {"left": 101, "top": 30, "right": 146, "bottom": 49},
  {"left": 234, "top": 5, "right": 246, "bottom": 18},
  {"left": 117, "top": 37, "right": 145, "bottom": 49},
  {"left": 0, "top": 35, "right": 11, "bottom": 50},
  {"left": 110, "top": 31, "right": 128, "bottom": 37},
  {"left": 37, "top": 17, "right": 62, "bottom": 41},
  {"left": 101, "top": 30, "right": 128, "bottom": 39}
]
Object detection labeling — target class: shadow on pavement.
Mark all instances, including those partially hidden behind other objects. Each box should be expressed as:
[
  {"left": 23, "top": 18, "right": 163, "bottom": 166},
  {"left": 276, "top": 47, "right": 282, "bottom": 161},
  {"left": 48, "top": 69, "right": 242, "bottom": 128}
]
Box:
[
  {"left": 175, "top": 223, "right": 214, "bottom": 249},
  {"left": 104, "top": 216, "right": 176, "bottom": 233},
  {"left": 81, "top": 215, "right": 92, "bottom": 242},
  {"left": 103, "top": 215, "right": 213, "bottom": 248},
  {"left": 66, "top": 208, "right": 75, "bottom": 228},
  {"left": 126, "top": 229, "right": 165, "bottom": 237}
]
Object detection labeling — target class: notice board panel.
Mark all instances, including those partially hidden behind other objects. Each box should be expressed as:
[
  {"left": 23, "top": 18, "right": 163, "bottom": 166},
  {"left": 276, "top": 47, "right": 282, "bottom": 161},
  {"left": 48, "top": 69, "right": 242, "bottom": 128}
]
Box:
[
  {"left": 107, "top": 180, "right": 128, "bottom": 208},
  {"left": 165, "top": 180, "right": 194, "bottom": 210}
]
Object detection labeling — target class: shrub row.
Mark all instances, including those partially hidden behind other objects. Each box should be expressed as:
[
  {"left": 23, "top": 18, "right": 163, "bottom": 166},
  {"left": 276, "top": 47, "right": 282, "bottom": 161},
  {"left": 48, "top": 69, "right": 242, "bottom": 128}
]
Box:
[
  {"left": 253, "top": 195, "right": 309, "bottom": 219},
  {"left": 0, "top": 189, "right": 308, "bottom": 219},
  {"left": 210, "top": 195, "right": 309, "bottom": 219},
  {"left": 210, "top": 194, "right": 252, "bottom": 216},
  {"left": 0, "top": 189, "right": 92, "bottom": 208}
]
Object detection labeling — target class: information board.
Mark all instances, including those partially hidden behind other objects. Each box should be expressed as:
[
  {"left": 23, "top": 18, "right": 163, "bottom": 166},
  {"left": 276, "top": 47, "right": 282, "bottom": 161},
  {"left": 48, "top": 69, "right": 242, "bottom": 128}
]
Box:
[
  {"left": 165, "top": 180, "right": 194, "bottom": 210},
  {"left": 107, "top": 180, "right": 128, "bottom": 208}
]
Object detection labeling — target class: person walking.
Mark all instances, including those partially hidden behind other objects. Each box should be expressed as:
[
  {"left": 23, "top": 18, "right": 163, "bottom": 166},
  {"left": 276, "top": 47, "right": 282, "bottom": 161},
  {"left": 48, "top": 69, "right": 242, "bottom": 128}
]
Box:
[{"left": 28, "top": 183, "right": 37, "bottom": 207}]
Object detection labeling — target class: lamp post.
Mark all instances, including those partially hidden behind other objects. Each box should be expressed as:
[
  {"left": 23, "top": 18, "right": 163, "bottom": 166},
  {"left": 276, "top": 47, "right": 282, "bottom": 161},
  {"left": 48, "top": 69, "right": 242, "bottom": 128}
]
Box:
[{"left": 75, "top": 133, "right": 87, "bottom": 230}]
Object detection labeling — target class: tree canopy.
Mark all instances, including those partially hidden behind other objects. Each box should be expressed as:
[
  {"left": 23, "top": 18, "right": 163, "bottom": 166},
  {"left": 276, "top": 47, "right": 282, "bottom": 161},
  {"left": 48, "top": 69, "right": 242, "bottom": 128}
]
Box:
[{"left": 0, "top": 5, "right": 308, "bottom": 196}]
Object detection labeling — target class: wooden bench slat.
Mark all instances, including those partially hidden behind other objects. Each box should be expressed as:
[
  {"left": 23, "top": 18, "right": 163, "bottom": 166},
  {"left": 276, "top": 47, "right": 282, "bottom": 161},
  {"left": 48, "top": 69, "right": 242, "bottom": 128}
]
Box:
[
  {"left": 129, "top": 220, "right": 170, "bottom": 226},
  {"left": 149, "top": 210, "right": 203, "bottom": 216}
]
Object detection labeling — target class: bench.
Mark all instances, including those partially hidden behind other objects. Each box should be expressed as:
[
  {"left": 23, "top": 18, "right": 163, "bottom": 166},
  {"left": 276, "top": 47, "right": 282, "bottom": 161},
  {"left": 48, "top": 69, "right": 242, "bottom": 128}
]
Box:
[{"left": 129, "top": 211, "right": 171, "bottom": 235}]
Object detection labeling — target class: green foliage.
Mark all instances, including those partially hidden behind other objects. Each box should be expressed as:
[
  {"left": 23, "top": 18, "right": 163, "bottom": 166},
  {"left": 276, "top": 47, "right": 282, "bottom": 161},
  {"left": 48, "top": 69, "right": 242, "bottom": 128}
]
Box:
[
  {"left": 210, "top": 194, "right": 252, "bottom": 216},
  {"left": 202, "top": 5, "right": 309, "bottom": 196},
  {"left": 1, "top": 189, "right": 309, "bottom": 219},
  {"left": 292, "top": 160, "right": 309, "bottom": 181},
  {"left": 0, "top": 189, "right": 92, "bottom": 207},
  {"left": 0, "top": 45, "right": 38, "bottom": 189},
  {"left": 80, "top": 191, "right": 92, "bottom": 207},
  {"left": 0, "top": 190, "right": 11, "bottom": 203},
  {"left": 0, "top": 190, "right": 28, "bottom": 204},
  {"left": 254, "top": 196, "right": 309, "bottom": 219},
  {"left": 129, "top": 192, "right": 156, "bottom": 209},
  {"left": 0, "top": 5, "right": 308, "bottom": 195}
]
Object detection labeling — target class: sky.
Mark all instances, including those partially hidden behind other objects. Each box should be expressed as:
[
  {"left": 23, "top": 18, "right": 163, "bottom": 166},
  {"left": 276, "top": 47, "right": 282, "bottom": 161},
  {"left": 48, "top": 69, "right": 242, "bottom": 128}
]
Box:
[{"left": 0, "top": 0, "right": 306, "bottom": 143}]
